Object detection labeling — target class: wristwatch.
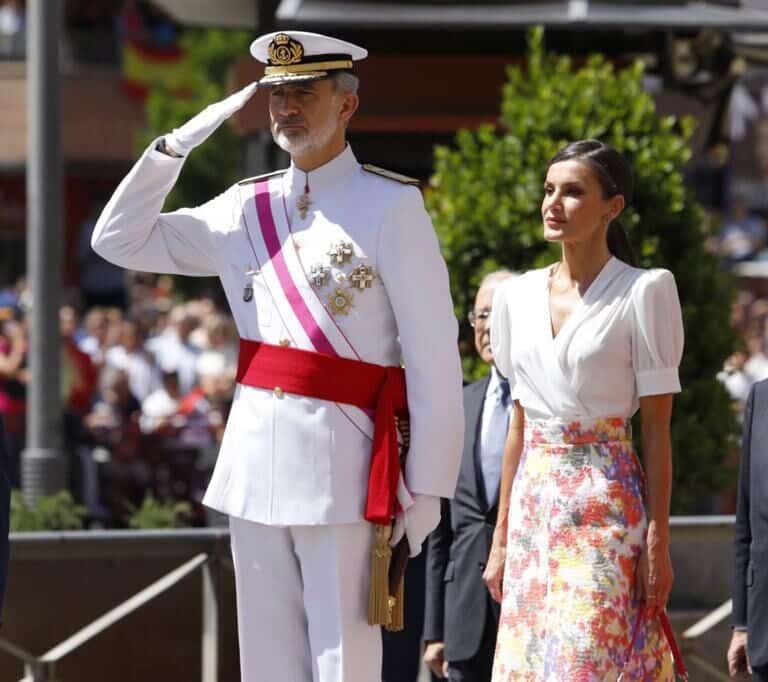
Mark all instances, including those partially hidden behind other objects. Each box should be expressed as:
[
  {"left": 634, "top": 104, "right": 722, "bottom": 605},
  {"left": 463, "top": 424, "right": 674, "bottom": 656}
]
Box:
[{"left": 155, "top": 137, "right": 183, "bottom": 158}]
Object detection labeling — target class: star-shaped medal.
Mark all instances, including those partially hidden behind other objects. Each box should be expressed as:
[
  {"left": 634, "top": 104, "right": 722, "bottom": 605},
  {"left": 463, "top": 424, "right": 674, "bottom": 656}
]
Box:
[{"left": 328, "top": 288, "right": 354, "bottom": 315}]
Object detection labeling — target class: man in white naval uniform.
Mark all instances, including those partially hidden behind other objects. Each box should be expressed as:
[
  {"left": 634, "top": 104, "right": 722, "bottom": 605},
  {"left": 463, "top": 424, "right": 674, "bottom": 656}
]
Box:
[{"left": 91, "top": 31, "right": 464, "bottom": 682}]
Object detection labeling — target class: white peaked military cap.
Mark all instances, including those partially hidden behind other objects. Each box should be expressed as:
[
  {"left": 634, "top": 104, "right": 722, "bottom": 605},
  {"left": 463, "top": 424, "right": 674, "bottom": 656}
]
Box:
[{"left": 250, "top": 31, "right": 367, "bottom": 86}]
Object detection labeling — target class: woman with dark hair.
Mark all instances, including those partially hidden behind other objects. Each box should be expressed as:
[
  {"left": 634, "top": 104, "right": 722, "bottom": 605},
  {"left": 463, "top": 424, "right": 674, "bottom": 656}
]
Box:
[{"left": 483, "top": 140, "right": 684, "bottom": 680}]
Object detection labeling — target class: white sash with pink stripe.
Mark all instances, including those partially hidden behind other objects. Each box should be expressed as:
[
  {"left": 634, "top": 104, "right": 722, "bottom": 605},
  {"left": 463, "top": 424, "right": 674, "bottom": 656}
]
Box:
[{"left": 240, "top": 175, "right": 375, "bottom": 439}]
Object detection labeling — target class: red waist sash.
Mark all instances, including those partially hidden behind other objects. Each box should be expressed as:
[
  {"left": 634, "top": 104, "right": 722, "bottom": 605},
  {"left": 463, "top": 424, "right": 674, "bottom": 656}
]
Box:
[{"left": 236, "top": 339, "right": 408, "bottom": 525}]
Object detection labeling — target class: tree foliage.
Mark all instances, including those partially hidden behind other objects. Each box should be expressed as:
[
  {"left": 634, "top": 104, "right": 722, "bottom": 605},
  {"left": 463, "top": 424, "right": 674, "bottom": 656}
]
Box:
[
  {"left": 139, "top": 28, "right": 252, "bottom": 211},
  {"left": 428, "top": 28, "right": 739, "bottom": 513},
  {"left": 11, "top": 490, "right": 86, "bottom": 531}
]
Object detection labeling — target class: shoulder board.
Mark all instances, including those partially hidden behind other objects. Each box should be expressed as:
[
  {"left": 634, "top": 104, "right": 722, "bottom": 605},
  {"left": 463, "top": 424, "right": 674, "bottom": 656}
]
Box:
[
  {"left": 238, "top": 169, "right": 287, "bottom": 186},
  {"left": 361, "top": 164, "right": 420, "bottom": 186}
]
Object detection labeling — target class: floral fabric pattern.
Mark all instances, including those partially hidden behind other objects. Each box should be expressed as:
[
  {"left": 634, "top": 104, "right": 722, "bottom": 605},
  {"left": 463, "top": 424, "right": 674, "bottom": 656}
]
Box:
[{"left": 492, "top": 417, "right": 673, "bottom": 682}]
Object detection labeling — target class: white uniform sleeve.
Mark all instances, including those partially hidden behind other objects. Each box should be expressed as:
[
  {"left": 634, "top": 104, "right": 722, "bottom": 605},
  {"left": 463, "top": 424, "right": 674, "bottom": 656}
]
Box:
[
  {"left": 631, "top": 268, "right": 684, "bottom": 396},
  {"left": 490, "top": 277, "right": 516, "bottom": 384},
  {"left": 91, "top": 138, "right": 237, "bottom": 276},
  {"left": 377, "top": 186, "right": 464, "bottom": 500}
]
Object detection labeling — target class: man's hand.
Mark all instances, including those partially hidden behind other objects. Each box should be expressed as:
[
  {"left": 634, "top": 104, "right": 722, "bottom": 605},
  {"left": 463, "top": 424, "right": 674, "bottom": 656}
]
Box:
[
  {"left": 390, "top": 494, "right": 440, "bottom": 557},
  {"left": 164, "top": 82, "right": 259, "bottom": 157},
  {"left": 423, "top": 641, "right": 449, "bottom": 679},
  {"left": 727, "top": 630, "right": 751, "bottom": 677}
]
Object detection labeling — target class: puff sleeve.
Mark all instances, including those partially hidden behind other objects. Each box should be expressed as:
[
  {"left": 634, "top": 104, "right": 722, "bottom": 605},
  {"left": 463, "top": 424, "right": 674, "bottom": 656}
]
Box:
[
  {"left": 490, "top": 278, "right": 515, "bottom": 382},
  {"left": 631, "top": 269, "right": 684, "bottom": 397}
]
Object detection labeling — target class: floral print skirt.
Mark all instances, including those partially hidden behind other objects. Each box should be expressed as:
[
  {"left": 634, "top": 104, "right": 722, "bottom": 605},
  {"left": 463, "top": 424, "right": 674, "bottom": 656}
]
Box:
[{"left": 491, "top": 417, "right": 673, "bottom": 681}]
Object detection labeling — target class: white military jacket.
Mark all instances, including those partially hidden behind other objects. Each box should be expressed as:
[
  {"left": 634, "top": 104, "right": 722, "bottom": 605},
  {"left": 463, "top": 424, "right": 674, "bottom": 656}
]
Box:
[{"left": 92, "top": 141, "right": 464, "bottom": 526}]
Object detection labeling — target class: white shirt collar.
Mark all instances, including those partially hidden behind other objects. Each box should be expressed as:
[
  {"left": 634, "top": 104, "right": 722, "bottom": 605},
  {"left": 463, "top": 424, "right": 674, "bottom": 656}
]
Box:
[{"left": 285, "top": 144, "right": 358, "bottom": 196}]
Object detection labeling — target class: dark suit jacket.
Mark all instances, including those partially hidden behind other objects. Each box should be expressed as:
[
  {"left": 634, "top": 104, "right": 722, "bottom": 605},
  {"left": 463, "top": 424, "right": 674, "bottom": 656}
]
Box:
[
  {"left": 424, "top": 376, "right": 500, "bottom": 662},
  {"left": 734, "top": 379, "right": 768, "bottom": 668},
  {"left": 0, "top": 416, "right": 10, "bottom": 619}
]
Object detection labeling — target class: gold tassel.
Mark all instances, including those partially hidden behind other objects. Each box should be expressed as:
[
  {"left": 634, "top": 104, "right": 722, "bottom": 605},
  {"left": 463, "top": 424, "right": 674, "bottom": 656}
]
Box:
[
  {"left": 384, "top": 571, "right": 405, "bottom": 632},
  {"left": 367, "top": 524, "right": 393, "bottom": 627}
]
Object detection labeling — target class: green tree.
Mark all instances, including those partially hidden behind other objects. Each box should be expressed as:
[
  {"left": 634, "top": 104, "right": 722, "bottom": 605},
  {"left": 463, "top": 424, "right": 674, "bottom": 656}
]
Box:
[
  {"left": 428, "top": 28, "right": 738, "bottom": 514},
  {"left": 139, "top": 28, "right": 252, "bottom": 212}
]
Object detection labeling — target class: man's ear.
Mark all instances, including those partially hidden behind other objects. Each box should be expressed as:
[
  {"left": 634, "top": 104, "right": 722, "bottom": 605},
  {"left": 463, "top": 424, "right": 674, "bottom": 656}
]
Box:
[{"left": 339, "top": 92, "right": 359, "bottom": 125}]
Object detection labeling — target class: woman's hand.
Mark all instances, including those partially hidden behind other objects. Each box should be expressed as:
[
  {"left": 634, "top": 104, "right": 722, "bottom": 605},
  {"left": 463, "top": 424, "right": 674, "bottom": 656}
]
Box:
[
  {"left": 483, "top": 528, "right": 507, "bottom": 603},
  {"left": 635, "top": 533, "right": 673, "bottom": 617}
]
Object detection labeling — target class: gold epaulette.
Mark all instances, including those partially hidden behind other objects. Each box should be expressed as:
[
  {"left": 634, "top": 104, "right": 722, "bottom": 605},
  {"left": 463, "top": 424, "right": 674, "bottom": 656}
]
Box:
[
  {"left": 361, "top": 164, "right": 420, "bottom": 186},
  {"left": 238, "top": 169, "right": 288, "bottom": 185}
]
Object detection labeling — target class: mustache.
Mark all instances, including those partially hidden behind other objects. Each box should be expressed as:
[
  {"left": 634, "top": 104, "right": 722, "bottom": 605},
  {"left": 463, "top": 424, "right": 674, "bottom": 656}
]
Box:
[{"left": 274, "top": 117, "right": 307, "bottom": 127}]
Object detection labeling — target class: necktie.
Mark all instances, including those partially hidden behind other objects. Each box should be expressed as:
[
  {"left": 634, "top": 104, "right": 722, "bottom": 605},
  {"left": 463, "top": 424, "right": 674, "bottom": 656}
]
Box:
[{"left": 481, "top": 378, "right": 510, "bottom": 506}]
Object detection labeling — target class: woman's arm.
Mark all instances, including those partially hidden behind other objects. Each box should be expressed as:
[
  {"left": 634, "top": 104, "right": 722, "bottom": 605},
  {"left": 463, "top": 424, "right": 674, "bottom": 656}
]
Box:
[
  {"left": 637, "top": 393, "right": 674, "bottom": 617},
  {"left": 483, "top": 400, "right": 525, "bottom": 603}
]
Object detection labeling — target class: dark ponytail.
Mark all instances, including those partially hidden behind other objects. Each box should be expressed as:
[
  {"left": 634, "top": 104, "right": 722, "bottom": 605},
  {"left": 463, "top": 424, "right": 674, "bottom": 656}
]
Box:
[
  {"left": 547, "top": 139, "right": 637, "bottom": 266},
  {"left": 606, "top": 221, "right": 637, "bottom": 267}
]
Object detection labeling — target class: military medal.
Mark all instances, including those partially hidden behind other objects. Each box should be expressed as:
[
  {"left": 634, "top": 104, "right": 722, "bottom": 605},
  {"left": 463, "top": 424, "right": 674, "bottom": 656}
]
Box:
[
  {"left": 327, "top": 241, "right": 354, "bottom": 264},
  {"left": 244, "top": 264, "right": 258, "bottom": 301},
  {"left": 297, "top": 176, "right": 312, "bottom": 219},
  {"left": 350, "top": 264, "right": 376, "bottom": 290},
  {"left": 328, "top": 288, "right": 353, "bottom": 315},
  {"left": 310, "top": 263, "right": 331, "bottom": 288}
]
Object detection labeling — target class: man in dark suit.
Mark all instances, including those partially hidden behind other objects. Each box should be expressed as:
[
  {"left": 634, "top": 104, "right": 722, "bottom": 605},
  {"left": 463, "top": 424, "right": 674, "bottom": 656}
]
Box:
[
  {"left": 728, "top": 378, "right": 768, "bottom": 680},
  {"left": 423, "top": 271, "right": 514, "bottom": 681}
]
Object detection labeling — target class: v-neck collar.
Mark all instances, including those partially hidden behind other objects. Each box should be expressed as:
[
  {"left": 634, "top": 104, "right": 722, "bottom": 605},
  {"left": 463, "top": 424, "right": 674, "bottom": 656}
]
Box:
[{"left": 546, "top": 256, "right": 619, "bottom": 342}]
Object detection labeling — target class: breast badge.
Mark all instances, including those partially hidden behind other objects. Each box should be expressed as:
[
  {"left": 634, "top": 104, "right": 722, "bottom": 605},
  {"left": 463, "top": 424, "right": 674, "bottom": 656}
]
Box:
[
  {"left": 327, "top": 241, "right": 355, "bottom": 265},
  {"left": 310, "top": 264, "right": 331, "bottom": 288},
  {"left": 328, "top": 288, "right": 354, "bottom": 315},
  {"left": 350, "top": 264, "right": 376, "bottom": 290}
]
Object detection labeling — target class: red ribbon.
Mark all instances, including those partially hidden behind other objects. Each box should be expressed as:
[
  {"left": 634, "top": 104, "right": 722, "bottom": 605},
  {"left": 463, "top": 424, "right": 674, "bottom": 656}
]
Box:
[{"left": 236, "top": 339, "right": 408, "bottom": 525}]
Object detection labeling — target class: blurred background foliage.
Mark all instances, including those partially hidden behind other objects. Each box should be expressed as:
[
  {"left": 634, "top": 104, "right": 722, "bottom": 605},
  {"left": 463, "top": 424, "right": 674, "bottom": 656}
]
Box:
[
  {"left": 428, "top": 28, "right": 739, "bottom": 513},
  {"left": 139, "top": 28, "right": 252, "bottom": 212}
]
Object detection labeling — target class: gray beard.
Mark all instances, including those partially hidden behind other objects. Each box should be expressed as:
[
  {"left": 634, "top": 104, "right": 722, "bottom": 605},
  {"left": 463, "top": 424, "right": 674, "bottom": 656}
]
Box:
[{"left": 272, "top": 114, "right": 339, "bottom": 158}]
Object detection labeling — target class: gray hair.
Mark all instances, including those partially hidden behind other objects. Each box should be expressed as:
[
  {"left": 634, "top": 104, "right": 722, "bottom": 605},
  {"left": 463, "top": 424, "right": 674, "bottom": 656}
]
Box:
[
  {"left": 478, "top": 269, "right": 516, "bottom": 292},
  {"left": 331, "top": 71, "right": 359, "bottom": 94}
]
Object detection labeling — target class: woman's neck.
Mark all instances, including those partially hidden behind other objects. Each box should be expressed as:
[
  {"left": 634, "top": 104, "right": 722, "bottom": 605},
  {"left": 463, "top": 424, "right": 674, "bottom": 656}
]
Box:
[{"left": 556, "top": 240, "right": 612, "bottom": 293}]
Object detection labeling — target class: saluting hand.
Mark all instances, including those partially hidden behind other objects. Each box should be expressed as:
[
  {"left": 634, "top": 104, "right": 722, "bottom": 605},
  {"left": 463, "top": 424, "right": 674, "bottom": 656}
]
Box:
[{"left": 164, "top": 82, "right": 259, "bottom": 157}]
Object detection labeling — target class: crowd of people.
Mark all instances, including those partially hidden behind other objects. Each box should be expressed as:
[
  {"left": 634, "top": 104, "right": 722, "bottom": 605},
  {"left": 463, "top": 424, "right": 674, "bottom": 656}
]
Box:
[
  {"left": 719, "top": 287, "right": 768, "bottom": 408},
  {"left": 0, "top": 273, "right": 238, "bottom": 527}
]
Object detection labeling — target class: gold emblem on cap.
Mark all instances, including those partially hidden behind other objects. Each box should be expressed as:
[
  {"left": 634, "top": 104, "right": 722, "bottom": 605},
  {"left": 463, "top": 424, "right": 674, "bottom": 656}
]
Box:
[{"left": 268, "top": 33, "right": 304, "bottom": 66}]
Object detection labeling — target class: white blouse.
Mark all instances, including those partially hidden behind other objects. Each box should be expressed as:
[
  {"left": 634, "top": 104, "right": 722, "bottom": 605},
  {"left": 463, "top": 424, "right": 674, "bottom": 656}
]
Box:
[{"left": 490, "top": 257, "right": 684, "bottom": 420}]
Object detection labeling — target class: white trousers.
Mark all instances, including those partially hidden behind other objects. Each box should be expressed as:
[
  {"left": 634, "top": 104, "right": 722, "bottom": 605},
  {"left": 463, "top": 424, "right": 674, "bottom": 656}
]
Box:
[{"left": 229, "top": 516, "right": 382, "bottom": 682}]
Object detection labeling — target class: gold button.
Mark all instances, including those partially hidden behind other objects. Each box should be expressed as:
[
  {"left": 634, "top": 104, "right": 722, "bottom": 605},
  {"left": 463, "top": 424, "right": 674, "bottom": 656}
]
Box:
[
  {"left": 274, "top": 386, "right": 284, "bottom": 398},
  {"left": 279, "top": 339, "right": 290, "bottom": 347}
]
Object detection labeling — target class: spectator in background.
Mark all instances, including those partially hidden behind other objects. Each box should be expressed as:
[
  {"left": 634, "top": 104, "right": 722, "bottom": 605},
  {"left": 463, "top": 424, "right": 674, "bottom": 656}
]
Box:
[
  {"left": 719, "top": 351, "right": 755, "bottom": 405},
  {"left": 0, "top": 303, "right": 26, "bottom": 486},
  {"left": 140, "top": 369, "right": 182, "bottom": 439},
  {"left": 0, "top": 414, "right": 9, "bottom": 619},
  {"left": 77, "top": 200, "right": 127, "bottom": 310},
  {"left": 83, "top": 366, "right": 144, "bottom": 522},
  {"left": 745, "top": 333, "right": 768, "bottom": 382},
  {"left": 717, "top": 195, "right": 768, "bottom": 265},
  {"left": 78, "top": 306, "right": 111, "bottom": 369},
  {"left": 423, "top": 271, "right": 514, "bottom": 681},
  {"left": 146, "top": 306, "right": 201, "bottom": 394},
  {"left": 0, "top": 0, "right": 25, "bottom": 59},
  {"left": 105, "top": 317, "right": 159, "bottom": 402}
]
